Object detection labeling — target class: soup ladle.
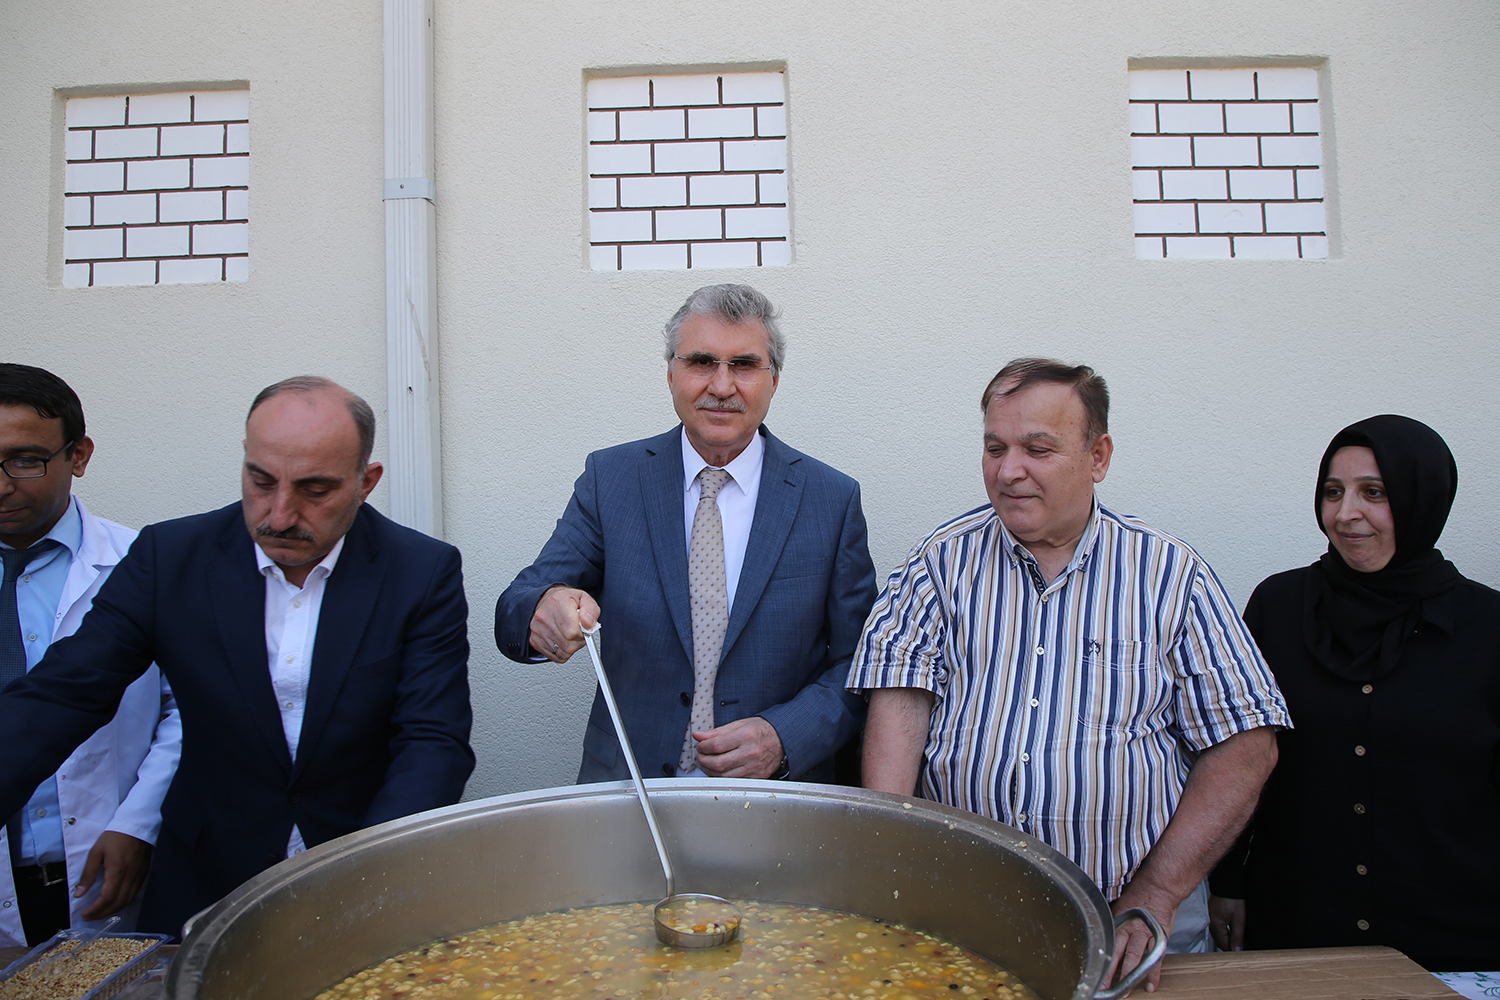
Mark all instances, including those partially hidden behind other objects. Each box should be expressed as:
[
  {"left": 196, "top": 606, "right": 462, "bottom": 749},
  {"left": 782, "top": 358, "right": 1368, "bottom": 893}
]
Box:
[{"left": 581, "top": 623, "right": 742, "bottom": 948}]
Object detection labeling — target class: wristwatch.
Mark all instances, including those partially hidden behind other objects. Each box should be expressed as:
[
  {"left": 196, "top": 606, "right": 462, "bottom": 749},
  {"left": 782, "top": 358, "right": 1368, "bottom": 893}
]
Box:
[{"left": 772, "top": 753, "right": 790, "bottom": 779}]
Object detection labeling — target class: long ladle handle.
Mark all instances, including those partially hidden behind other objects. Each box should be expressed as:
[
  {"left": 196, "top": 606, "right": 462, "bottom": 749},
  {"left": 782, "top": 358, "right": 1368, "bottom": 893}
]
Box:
[{"left": 582, "top": 623, "right": 675, "bottom": 898}]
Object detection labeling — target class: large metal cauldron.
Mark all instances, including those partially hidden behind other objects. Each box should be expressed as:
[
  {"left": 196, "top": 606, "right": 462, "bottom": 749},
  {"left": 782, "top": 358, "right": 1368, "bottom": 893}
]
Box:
[{"left": 168, "top": 781, "right": 1128, "bottom": 1000}]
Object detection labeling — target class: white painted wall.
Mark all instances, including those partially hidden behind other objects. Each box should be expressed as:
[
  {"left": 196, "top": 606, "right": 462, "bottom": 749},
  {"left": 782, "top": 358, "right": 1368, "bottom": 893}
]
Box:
[{"left": 4, "top": 0, "right": 1497, "bottom": 801}]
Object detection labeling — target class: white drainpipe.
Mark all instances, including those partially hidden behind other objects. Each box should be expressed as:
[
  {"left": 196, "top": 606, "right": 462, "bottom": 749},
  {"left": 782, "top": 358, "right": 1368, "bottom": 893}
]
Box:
[{"left": 382, "top": 0, "right": 442, "bottom": 535}]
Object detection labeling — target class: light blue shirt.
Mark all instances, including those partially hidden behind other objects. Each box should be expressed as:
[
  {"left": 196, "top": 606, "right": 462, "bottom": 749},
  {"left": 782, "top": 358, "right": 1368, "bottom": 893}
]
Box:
[{"left": 3, "top": 497, "right": 82, "bottom": 866}]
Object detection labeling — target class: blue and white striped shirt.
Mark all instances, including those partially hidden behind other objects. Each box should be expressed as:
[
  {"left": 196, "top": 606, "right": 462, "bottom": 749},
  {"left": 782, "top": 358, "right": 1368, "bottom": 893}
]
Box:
[{"left": 848, "top": 501, "right": 1290, "bottom": 899}]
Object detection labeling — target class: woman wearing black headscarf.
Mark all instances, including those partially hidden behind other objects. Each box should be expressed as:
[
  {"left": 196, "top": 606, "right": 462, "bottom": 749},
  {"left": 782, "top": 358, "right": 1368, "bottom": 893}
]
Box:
[{"left": 1208, "top": 415, "right": 1500, "bottom": 971}]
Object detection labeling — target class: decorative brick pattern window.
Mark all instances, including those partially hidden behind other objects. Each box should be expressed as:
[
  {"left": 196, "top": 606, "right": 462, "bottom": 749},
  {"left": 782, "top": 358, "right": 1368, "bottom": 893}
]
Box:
[
  {"left": 587, "top": 71, "right": 789, "bottom": 271},
  {"left": 62, "top": 90, "right": 249, "bottom": 287},
  {"left": 1130, "top": 68, "right": 1327, "bottom": 260}
]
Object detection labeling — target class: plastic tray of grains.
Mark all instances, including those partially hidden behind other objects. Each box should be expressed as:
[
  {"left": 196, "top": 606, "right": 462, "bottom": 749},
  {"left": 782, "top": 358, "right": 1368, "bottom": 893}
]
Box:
[{"left": 0, "top": 931, "right": 170, "bottom": 1000}]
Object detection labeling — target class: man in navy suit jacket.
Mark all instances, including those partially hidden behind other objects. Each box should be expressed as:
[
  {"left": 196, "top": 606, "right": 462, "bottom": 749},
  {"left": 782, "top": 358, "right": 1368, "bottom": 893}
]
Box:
[
  {"left": 0, "top": 377, "right": 473, "bottom": 935},
  {"left": 496, "top": 285, "right": 876, "bottom": 784}
]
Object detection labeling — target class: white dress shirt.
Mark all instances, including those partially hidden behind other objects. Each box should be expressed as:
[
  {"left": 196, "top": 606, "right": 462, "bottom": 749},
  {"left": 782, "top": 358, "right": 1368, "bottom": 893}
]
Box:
[
  {"left": 255, "top": 535, "right": 345, "bottom": 857},
  {"left": 679, "top": 426, "right": 763, "bottom": 609}
]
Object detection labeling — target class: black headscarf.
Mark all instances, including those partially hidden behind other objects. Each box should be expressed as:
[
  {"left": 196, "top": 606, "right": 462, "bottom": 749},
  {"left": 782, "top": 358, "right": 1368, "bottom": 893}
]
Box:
[{"left": 1304, "top": 414, "right": 1463, "bottom": 681}]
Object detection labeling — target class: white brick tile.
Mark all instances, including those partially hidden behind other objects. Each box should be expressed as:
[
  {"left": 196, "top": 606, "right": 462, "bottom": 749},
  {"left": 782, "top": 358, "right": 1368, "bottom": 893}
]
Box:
[
  {"left": 1265, "top": 201, "right": 1327, "bottom": 233},
  {"left": 620, "top": 175, "right": 686, "bottom": 207},
  {"left": 1130, "top": 136, "right": 1191, "bottom": 167},
  {"left": 1257, "top": 67, "right": 1319, "bottom": 100},
  {"left": 589, "top": 245, "right": 620, "bottom": 270},
  {"left": 127, "top": 225, "right": 189, "bottom": 257},
  {"left": 1128, "top": 70, "right": 1187, "bottom": 101},
  {"left": 656, "top": 208, "right": 723, "bottom": 241},
  {"left": 690, "top": 241, "right": 759, "bottom": 269},
  {"left": 757, "top": 171, "right": 788, "bottom": 204},
  {"left": 93, "top": 193, "right": 157, "bottom": 225},
  {"left": 759, "top": 239, "right": 791, "bottom": 266},
  {"left": 1187, "top": 69, "right": 1255, "bottom": 101},
  {"left": 651, "top": 74, "right": 719, "bottom": 107},
  {"left": 1261, "top": 135, "right": 1322, "bottom": 166},
  {"left": 1292, "top": 102, "right": 1321, "bottom": 133},
  {"left": 722, "top": 139, "right": 786, "bottom": 171},
  {"left": 159, "top": 257, "right": 224, "bottom": 284},
  {"left": 64, "top": 196, "right": 92, "bottom": 227},
  {"left": 1232, "top": 236, "right": 1300, "bottom": 259},
  {"left": 1161, "top": 168, "right": 1227, "bottom": 200},
  {"left": 1295, "top": 168, "right": 1324, "bottom": 199},
  {"left": 1133, "top": 202, "right": 1195, "bottom": 234},
  {"left": 128, "top": 93, "right": 191, "bottom": 124},
  {"left": 193, "top": 90, "right": 249, "bottom": 122},
  {"left": 1132, "top": 169, "right": 1161, "bottom": 200},
  {"left": 64, "top": 227, "right": 122, "bottom": 260},
  {"left": 1135, "top": 237, "right": 1165, "bottom": 259},
  {"left": 225, "top": 256, "right": 250, "bottom": 281},
  {"left": 720, "top": 72, "right": 785, "bottom": 105},
  {"left": 193, "top": 155, "right": 250, "bottom": 187},
  {"left": 63, "top": 263, "right": 91, "bottom": 288},
  {"left": 589, "top": 210, "right": 653, "bottom": 243},
  {"left": 1300, "top": 235, "right": 1329, "bottom": 258},
  {"left": 1198, "top": 202, "right": 1264, "bottom": 233},
  {"left": 93, "top": 260, "right": 157, "bottom": 285},
  {"left": 1225, "top": 102, "right": 1289, "bottom": 134},
  {"left": 653, "top": 141, "right": 721, "bottom": 173},
  {"left": 94, "top": 127, "right": 159, "bottom": 159},
  {"left": 756, "top": 105, "right": 787, "bottom": 138},
  {"left": 65, "top": 130, "right": 94, "bottom": 161},
  {"left": 1229, "top": 169, "right": 1295, "bottom": 200},
  {"left": 589, "top": 177, "right": 617, "bottom": 209},
  {"left": 725, "top": 206, "right": 788, "bottom": 239},
  {"left": 689, "top": 107, "right": 754, "bottom": 139},
  {"left": 1193, "top": 136, "right": 1259, "bottom": 166},
  {"left": 161, "top": 124, "right": 225, "bottom": 155},
  {"left": 128, "top": 158, "right": 190, "bottom": 190},
  {"left": 65, "top": 161, "right": 124, "bottom": 193},
  {"left": 1165, "top": 236, "right": 1232, "bottom": 258},
  {"left": 160, "top": 190, "right": 224, "bottom": 222},
  {"left": 621, "top": 242, "right": 687, "bottom": 270},
  {"left": 620, "top": 109, "right": 685, "bottom": 141},
  {"left": 193, "top": 222, "right": 249, "bottom": 255},
  {"left": 1158, "top": 102, "right": 1223, "bottom": 134},
  {"left": 588, "top": 77, "right": 650, "bottom": 109},
  {"left": 67, "top": 96, "right": 126, "bottom": 128},
  {"left": 589, "top": 143, "right": 652, "bottom": 175},
  {"left": 588, "top": 111, "right": 616, "bottom": 142},
  {"left": 226, "top": 189, "right": 249, "bottom": 220},
  {"left": 225, "top": 123, "right": 250, "bottom": 154},
  {"left": 689, "top": 173, "right": 756, "bottom": 206},
  {"left": 1128, "top": 104, "right": 1158, "bottom": 134}
]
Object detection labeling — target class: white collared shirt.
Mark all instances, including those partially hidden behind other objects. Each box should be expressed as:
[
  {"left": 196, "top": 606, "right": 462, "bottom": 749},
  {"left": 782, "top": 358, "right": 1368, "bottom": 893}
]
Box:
[
  {"left": 679, "top": 427, "right": 764, "bottom": 609},
  {"left": 255, "top": 535, "right": 346, "bottom": 857}
]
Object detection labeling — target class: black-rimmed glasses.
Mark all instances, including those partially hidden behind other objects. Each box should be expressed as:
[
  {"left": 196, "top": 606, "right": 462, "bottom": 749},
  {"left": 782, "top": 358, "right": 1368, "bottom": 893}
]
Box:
[{"left": 0, "top": 441, "right": 76, "bottom": 480}]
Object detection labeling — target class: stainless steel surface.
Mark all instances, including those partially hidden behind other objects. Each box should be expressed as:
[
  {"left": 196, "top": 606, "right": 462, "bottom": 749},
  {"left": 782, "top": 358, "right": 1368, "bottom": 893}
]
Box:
[
  {"left": 168, "top": 782, "right": 1122, "bottom": 1000},
  {"left": 582, "top": 622, "right": 743, "bottom": 948},
  {"left": 1094, "top": 908, "right": 1167, "bottom": 1000}
]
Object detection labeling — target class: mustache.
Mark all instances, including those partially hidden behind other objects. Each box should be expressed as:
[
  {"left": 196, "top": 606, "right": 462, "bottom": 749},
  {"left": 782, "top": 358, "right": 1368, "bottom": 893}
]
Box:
[
  {"left": 695, "top": 395, "right": 746, "bottom": 412},
  {"left": 255, "top": 524, "right": 315, "bottom": 542}
]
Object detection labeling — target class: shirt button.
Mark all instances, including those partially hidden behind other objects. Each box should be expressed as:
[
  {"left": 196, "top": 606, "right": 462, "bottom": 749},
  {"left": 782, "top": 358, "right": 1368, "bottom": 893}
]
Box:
[
  {"left": 1353, "top": 803, "right": 1366, "bottom": 814},
  {"left": 1354, "top": 745, "right": 1366, "bottom": 756},
  {"left": 1356, "top": 864, "right": 1368, "bottom": 875},
  {"left": 1020, "top": 753, "right": 1030, "bottom": 763},
  {"left": 21, "top": 574, "right": 31, "bottom": 583},
  {"left": 67, "top": 817, "right": 76, "bottom": 825},
  {"left": 34, "top": 808, "right": 45, "bottom": 818},
  {"left": 1040, "top": 595, "right": 1049, "bottom": 603},
  {"left": 26, "top": 633, "right": 37, "bottom": 641},
  {"left": 1360, "top": 684, "right": 1373, "bottom": 694},
  {"left": 1029, "top": 698, "right": 1039, "bottom": 708},
  {"left": 293, "top": 600, "right": 301, "bottom": 608},
  {"left": 284, "top": 701, "right": 294, "bottom": 710},
  {"left": 1356, "top": 919, "right": 1370, "bottom": 931},
  {"left": 1034, "top": 646, "right": 1045, "bottom": 656},
  {"left": 1016, "top": 813, "right": 1026, "bottom": 823},
  {"left": 285, "top": 655, "right": 294, "bottom": 664}
]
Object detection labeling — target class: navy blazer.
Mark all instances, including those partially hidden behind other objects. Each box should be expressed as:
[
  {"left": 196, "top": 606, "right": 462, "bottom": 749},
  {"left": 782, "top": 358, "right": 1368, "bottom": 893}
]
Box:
[
  {"left": 0, "top": 502, "right": 473, "bottom": 935},
  {"left": 495, "top": 426, "right": 876, "bottom": 783}
]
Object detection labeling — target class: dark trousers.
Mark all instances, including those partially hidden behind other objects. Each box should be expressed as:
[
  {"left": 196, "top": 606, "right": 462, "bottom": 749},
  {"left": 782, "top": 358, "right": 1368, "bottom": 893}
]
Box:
[{"left": 12, "top": 862, "right": 70, "bottom": 946}]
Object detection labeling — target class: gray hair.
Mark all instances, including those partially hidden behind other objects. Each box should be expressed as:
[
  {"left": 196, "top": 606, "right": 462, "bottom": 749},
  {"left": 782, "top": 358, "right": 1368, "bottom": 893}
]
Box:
[
  {"left": 663, "top": 284, "right": 786, "bottom": 372},
  {"left": 248, "top": 375, "right": 377, "bottom": 467}
]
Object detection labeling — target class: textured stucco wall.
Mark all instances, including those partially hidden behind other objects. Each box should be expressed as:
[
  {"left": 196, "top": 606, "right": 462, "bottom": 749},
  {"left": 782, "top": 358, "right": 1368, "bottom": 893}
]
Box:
[{"left": 4, "top": 0, "right": 1497, "bottom": 803}]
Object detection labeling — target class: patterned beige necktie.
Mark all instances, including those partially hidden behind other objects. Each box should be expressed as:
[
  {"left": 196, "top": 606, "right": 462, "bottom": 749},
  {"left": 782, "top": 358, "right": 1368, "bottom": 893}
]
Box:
[{"left": 680, "top": 467, "right": 731, "bottom": 771}]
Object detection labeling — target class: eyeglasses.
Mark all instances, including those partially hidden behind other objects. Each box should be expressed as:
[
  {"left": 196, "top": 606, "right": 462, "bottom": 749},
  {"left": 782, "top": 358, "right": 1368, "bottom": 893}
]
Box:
[
  {"left": 0, "top": 441, "right": 76, "bottom": 480},
  {"left": 673, "top": 354, "right": 774, "bottom": 382}
]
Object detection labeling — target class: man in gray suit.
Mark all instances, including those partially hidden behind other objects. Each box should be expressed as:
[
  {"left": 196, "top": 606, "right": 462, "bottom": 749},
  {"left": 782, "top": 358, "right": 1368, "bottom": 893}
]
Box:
[{"left": 496, "top": 284, "right": 876, "bottom": 783}]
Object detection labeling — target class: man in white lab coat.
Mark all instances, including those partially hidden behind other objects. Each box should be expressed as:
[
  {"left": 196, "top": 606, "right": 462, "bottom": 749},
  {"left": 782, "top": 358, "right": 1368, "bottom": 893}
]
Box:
[{"left": 0, "top": 363, "right": 181, "bottom": 946}]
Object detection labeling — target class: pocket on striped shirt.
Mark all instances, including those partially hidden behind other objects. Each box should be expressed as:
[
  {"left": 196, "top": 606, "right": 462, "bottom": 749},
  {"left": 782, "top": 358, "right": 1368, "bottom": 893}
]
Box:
[{"left": 1076, "top": 638, "right": 1167, "bottom": 733}]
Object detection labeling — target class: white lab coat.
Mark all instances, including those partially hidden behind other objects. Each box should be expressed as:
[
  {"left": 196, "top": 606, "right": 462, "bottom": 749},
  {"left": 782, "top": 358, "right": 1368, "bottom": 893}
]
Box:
[{"left": 0, "top": 499, "right": 182, "bottom": 946}]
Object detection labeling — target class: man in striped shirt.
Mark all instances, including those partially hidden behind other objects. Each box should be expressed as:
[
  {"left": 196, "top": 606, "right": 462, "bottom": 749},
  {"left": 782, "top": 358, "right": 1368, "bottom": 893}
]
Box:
[{"left": 849, "top": 358, "right": 1290, "bottom": 991}]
